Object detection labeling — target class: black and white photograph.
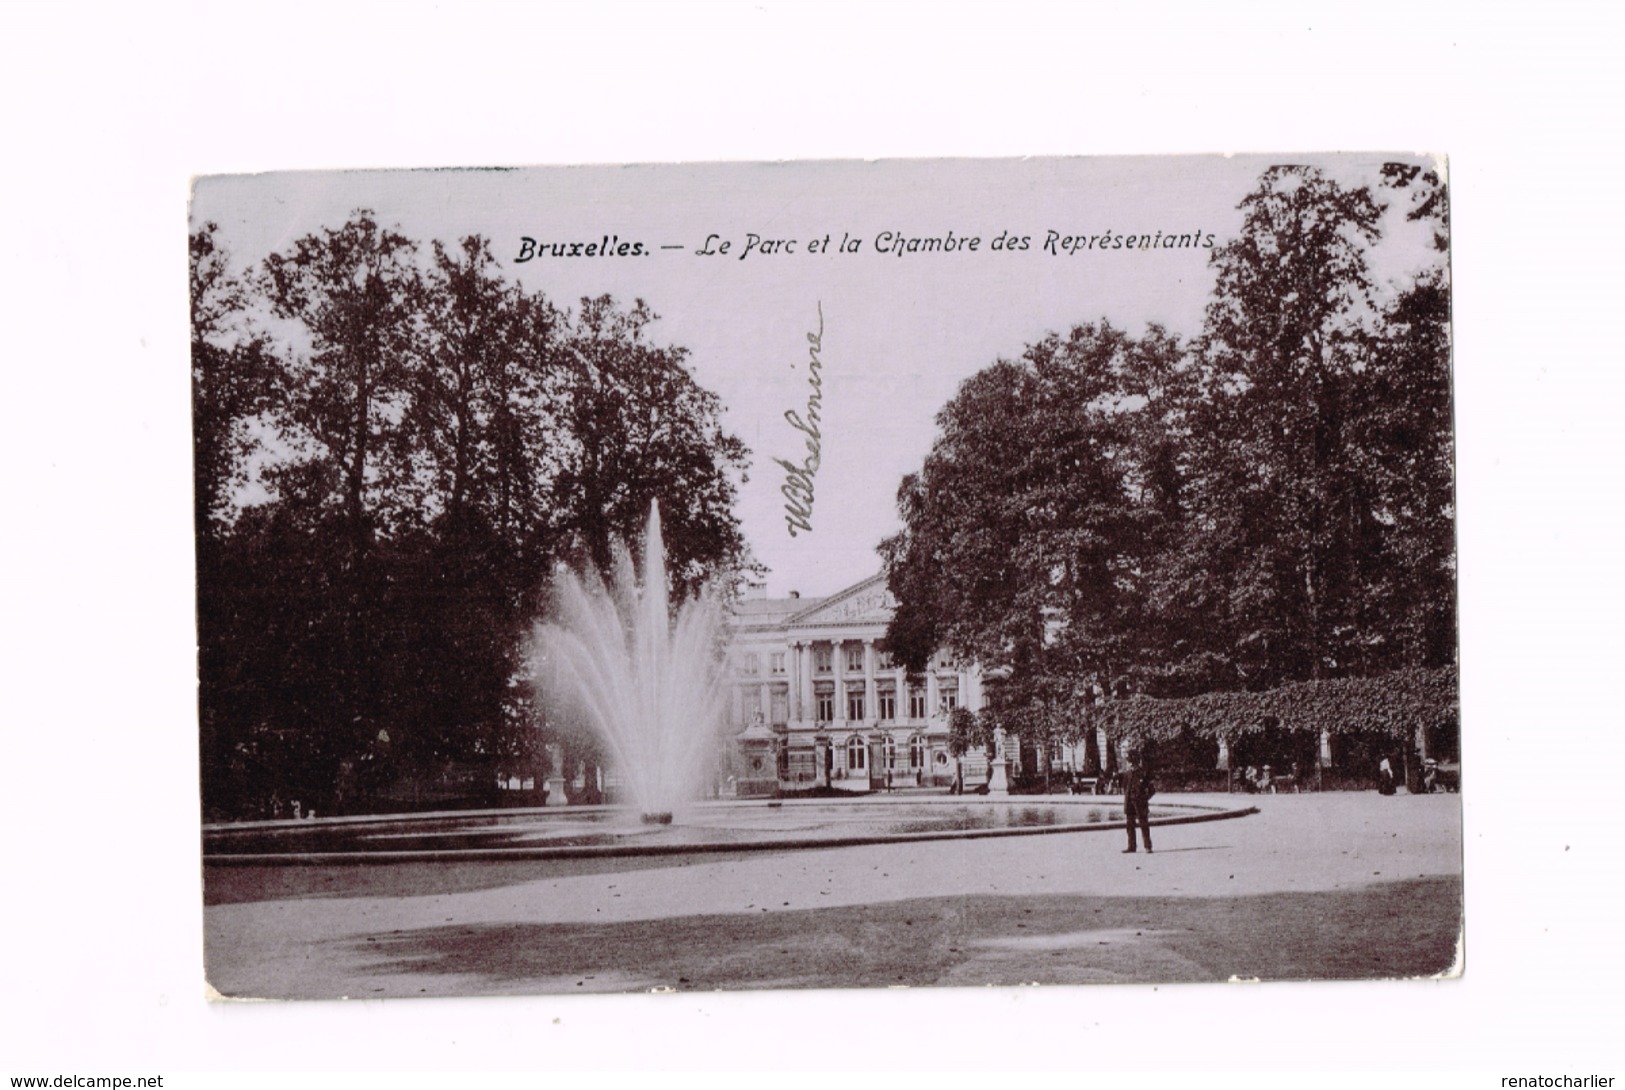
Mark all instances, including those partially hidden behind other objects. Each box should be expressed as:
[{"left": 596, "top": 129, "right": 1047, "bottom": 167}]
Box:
[
  {"left": 7, "top": 4, "right": 1624, "bottom": 1084},
  {"left": 192, "top": 154, "right": 1461, "bottom": 999}
]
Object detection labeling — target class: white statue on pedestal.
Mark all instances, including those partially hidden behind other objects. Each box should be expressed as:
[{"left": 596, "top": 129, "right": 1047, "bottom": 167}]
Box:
[{"left": 987, "top": 723, "right": 1010, "bottom": 796}]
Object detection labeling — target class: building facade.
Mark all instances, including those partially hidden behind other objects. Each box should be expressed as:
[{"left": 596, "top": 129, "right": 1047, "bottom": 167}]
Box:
[{"left": 724, "top": 573, "right": 992, "bottom": 795}]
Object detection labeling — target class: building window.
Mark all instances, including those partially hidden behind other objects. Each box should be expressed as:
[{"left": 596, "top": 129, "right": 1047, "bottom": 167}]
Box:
[
  {"left": 876, "top": 647, "right": 894, "bottom": 670},
  {"left": 741, "top": 652, "right": 759, "bottom": 676},
  {"left": 846, "top": 735, "right": 867, "bottom": 771},
  {"left": 815, "top": 646, "right": 832, "bottom": 674},
  {"left": 909, "top": 735, "right": 927, "bottom": 769},
  {"left": 878, "top": 689, "right": 897, "bottom": 721},
  {"left": 847, "top": 691, "right": 866, "bottom": 722},
  {"left": 884, "top": 736, "right": 897, "bottom": 770},
  {"left": 909, "top": 688, "right": 927, "bottom": 720},
  {"left": 845, "top": 644, "right": 864, "bottom": 673},
  {"left": 771, "top": 689, "right": 788, "bottom": 725},
  {"left": 939, "top": 680, "right": 959, "bottom": 714},
  {"left": 770, "top": 652, "right": 786, "bottom": 675},
  {"left": 816, "top": 691, "right": 835, "bottom": 722}
]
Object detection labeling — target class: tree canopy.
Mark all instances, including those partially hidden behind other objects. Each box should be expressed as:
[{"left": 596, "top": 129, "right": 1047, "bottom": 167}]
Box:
[
  {"left": 881, "top": 165, "right": 1456, "bottom": 759},
  {"left": 193, "top": 213, "right": 754, "bottom": 819}
]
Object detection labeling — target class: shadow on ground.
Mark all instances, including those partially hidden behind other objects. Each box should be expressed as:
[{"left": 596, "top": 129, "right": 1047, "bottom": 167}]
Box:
[
  {"left": 203, "top": 854, "right": 732, "bottom": 906},
  {"left": 316, "top": 877, "right": 1460, "bottom": 996}
]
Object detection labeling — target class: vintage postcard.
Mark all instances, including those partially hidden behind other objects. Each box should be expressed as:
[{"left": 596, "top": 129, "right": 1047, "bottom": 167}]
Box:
[{"left": 192, "top": 155, "right": 1459, "bottom": 999}]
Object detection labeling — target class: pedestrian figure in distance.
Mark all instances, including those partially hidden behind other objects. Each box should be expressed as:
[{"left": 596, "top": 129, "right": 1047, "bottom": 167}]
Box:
[
  {"left": 1122, "top": 747, "right": 1154, "bottom": 854},
  {"left": 1378, "top": 754, "right": 1397, "bottom": 796}
]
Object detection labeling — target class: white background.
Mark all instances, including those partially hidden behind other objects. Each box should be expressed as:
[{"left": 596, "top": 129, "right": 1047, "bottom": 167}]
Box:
[{"left": 2, "top": 1, "right": 1621, "bottom": 1082}]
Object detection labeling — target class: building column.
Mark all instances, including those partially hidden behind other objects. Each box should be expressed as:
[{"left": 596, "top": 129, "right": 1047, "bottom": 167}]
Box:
[
  {"left": 862, "top": 639, "right": 878, "bottom": 726},
  {"left": 832, "top": 639, "right": 846, "bottom": 728},
  {"left": 759, "top": 682, "right": 772, "bottom": 724},
  {"left": 788, "top": 641, "right": 802, "bottom": 721},
  {"left": 927, "top": 671, "right": 940, "bottom": 720},
  {"left": 800, "top": 643, "right": 816, "bottom": 721}
]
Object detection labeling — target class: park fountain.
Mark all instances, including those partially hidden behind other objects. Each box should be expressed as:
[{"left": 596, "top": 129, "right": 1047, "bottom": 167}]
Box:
[
  {"left": 202, "top": 503, "right": 1259, "bottom": 864},
  {"left": 529, "top": 502, "right": 729, "bottom": 823}
]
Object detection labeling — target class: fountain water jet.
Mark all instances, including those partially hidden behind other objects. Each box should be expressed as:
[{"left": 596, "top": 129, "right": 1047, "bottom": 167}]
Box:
[{"left": 531, "top": 502, "right": 731, "bottom": 822}]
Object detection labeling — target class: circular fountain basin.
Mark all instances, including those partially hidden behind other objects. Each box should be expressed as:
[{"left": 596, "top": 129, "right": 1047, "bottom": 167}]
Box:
[{"left": 203, "top": 797, "right": 1258, "bottom": 865}]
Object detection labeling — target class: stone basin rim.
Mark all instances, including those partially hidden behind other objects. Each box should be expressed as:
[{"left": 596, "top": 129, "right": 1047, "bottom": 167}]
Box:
[
  {"left": 202, "top": 800, "right": 1260, "bottom": 866},
  {"left": 205, "top": 795, "right": 1241, "bottom": 832}
]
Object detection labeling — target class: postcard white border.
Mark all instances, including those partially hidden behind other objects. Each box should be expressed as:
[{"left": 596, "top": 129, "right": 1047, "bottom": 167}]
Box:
[{"left": 5, "top": 1, "right": 1622, "bottom": 1080}]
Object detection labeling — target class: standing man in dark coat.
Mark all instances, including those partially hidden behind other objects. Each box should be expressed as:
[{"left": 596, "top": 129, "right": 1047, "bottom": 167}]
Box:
[{"left": 1122, "top": 748, "right": 1154, "bottom": 854}]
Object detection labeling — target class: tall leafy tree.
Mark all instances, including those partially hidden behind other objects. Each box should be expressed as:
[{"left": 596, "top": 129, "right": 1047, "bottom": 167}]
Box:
[
  {"left": 1193, "top": 165, "right": 1386, "bottom": 685},
  {"left": 191, "top": 223, "right": 282, "bottom": 818},
  {"left": 190, "top": 223, "right": 279, "bottom": 533},
  {"left": 252, "top": 212, "right": 430, "bottom": 798},
  {"left": 881, "top": 323, "right": 1187, "bottom": 749},
  {"left": 551, "top": 295, "right": 753, "bottom": 598},
  {"left": 260, "top": 211, "right": 425, "bottom": 547},
  {"left": 1360, "top": 164, "right": 1456, "bottom": 669},
  {"left": 945, "top": 706, "right": 985, "bottom": 791},
  {"left": 884, "top": 164, "right": 1455, "bottom": 768},
  {"left": 194, "top": 220, "right": 756, "bottom": 817},
  {"left": 375, "top": 237, "right": 554, "bottom": 776}
]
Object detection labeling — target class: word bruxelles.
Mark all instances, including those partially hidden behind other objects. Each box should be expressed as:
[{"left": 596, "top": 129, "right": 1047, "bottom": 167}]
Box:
[{"left": 514, "top": 235, "right": 646, "bottom": 260}]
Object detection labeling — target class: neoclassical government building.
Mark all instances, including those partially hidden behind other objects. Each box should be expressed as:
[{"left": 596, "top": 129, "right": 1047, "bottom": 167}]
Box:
[{"left": 724, "top": 572, "right": 995, "bottom": 795}]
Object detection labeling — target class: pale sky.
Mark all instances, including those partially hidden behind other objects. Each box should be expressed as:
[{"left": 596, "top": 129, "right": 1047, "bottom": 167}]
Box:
[{"left": 193, "top": 154, "right": 1442, "bottom": 598}]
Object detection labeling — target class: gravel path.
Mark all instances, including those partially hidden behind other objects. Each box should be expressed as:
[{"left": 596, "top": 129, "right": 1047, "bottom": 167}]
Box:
[{"left": 204, "top": 791, "right": 1462, "bottom": 998}]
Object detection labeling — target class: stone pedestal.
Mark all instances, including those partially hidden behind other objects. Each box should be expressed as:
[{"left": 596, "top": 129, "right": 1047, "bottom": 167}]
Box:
[
  {"left": 544, "top": 774, "right": 571, "bottom": 806},
  {"left": 986, "top": 757, "right": 1010, "bottom": 796},
  {"left": 986, "top": 726, "right": 1010, "bottom": 796}
]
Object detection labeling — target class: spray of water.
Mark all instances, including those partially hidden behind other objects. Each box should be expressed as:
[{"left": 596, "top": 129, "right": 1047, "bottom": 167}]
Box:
[{"left": 531, "top": 502, "right": 731, "bottom": 819}]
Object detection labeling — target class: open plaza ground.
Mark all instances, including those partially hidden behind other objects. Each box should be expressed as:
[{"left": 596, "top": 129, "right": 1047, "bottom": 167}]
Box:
[{"left": 204, "top": 790, "right": 1462, "bottom": 999}]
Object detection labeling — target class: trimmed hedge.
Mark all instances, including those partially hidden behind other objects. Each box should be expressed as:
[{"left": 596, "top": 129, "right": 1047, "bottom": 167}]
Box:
[{"left": 1098, "top": 666, "right": 1459, "bottom": 746}]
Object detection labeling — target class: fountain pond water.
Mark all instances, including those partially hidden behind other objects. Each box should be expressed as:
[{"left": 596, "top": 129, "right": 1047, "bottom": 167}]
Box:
[
  {"left": 202, "top": 797, "right": 1255, "bottom": 862},
  {"left": 201, "top": 503, "right": 1259, "bottom": 864}
]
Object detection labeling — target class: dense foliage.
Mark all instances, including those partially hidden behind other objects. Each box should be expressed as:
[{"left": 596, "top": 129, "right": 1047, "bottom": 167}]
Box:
[
  {"left": 193, "top": 214, "right": 753, "bottom": 819},
  {"left": 1098, "top": 666, "right": 1459, "bottom": 744},
  {"left": 882, "top": 165, "right": 1456, "bottom": 761}
]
